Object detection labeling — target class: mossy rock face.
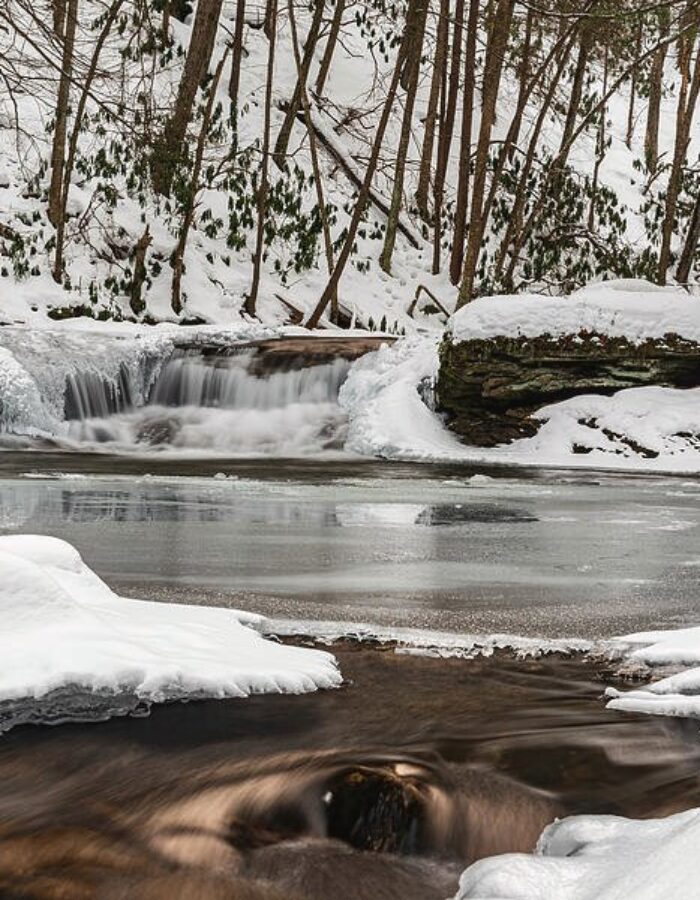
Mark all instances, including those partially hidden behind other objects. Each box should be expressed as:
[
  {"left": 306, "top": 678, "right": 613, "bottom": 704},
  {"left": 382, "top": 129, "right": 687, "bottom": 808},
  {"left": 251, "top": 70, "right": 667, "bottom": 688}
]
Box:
[{"left": 436, "top": 331, "right": 700, "bottom": 447}]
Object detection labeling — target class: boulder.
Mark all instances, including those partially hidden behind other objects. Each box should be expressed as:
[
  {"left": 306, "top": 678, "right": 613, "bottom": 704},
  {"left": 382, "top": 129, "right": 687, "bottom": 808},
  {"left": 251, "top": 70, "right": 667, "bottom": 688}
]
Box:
[{"left": 437, "top": 331, "right": 700, "bottom": 447}]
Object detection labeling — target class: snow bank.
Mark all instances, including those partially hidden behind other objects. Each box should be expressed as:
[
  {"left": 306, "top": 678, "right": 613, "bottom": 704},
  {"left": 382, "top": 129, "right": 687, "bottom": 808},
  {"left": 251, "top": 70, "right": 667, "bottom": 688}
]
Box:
[
  {"left": 0, "top": 535, "right": 340, "bottom": 730},
  {"left": 339, "top": 336, "right": 469, "bottom": 460},
  {"left": 455, "top": 807, "right": 700, "bottom": 900},
  {"left": 340, "top": 336, "right": 700, "bottom": 472},
  {"left": 606, "top": 625, "right": 700, "bottom": 719},
  {"left": 450, "top": 279, "right": 700, "bottom": 344}
]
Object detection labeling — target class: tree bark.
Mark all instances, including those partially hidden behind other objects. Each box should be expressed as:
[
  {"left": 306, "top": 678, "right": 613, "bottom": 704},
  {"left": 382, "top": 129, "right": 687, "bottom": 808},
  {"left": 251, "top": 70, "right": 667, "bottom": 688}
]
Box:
[
  {"left": 315, "top": 0, "right": 345, "bottom": 96},
  {"left": 677, "top": 190, "right": 700, "bottom": 285},
  {"left": 588, "top": 43, "right": 609, "bottom": 231},
  {"left": 229, "top": 0, "right": 246, "bottom": 115},
  {"left": 171, "top": 50, "right": 229, "bottom": 315},
  {"left": 658, "top": 31, "right": 700, "bottom": 284},
  {"left": 48, "top": 0, "right": 78, "bottom": 235},
  {"left": 626, "top": 21, "right": 642, "bottom": 149},
  {"left": 52, "top": 0, "right": 124, "bottom": 283},
  {"left": 152, "top": 0, "right": 223, "bottom": 196},
  {"left": 644, "top": 10, "right": 669, "bottom": 171},
  {"left": 431, "top": 0, "right": 465, "bottom": 274},
  {"left": 52, "top": 0, "right": 66, "bottom": 38},
  {"left": 379, "top": 0, "right": 428, "bottom": 274},
  {"left": 456, "top": 0, "right": 515, "bottom": 306},
  {"left": 288, "top": 0, "right": 336, "bottom": 316},
  {"left": 130, "top": 226, "right": 152, "bottom": 316},
  {"left": 415, "top": 0, "right": 448, "bottom": 222},
  {"left": 449, "top": 0, "right": 480, "bottom": 285},
  {"left": 273, "top": 0, "right": 325, "bottom": 170},
  {"left": 245, "top": 0, "right": 277, "bottom": 317},
  {"left": 306, "top": 35, "right": 409, "bottom": 327}
]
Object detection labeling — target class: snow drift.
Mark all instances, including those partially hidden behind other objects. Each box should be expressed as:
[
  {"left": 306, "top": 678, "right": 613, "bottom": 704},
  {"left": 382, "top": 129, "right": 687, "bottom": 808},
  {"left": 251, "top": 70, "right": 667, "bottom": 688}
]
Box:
[
  {"left": 0, "top": 535, "right": 341, "bottom": 732},
  {"left": 606, "top": 625, "right": 700, "bottom": 719},
  {"left": 455, "top": 807, "right": 700, "bottom": 900},
  {"left": 450, "top": 279, "right": 700, "bottom": 344}
]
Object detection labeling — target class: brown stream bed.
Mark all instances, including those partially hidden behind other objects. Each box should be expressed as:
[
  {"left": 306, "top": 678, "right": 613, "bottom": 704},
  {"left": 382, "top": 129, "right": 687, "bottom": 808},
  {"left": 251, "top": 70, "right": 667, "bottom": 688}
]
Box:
[{"left": 1, "top": 643, "right": 699, "bottom": 900}]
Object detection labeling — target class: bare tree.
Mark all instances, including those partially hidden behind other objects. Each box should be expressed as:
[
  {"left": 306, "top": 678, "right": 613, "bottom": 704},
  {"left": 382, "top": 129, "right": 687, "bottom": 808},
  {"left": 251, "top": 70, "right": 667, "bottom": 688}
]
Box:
[
  {"left": 315, "top": 0, "right": 345, "bottom": 96},
  {"left": 306, "top": 32, "right": 409, "bottom": 327},
  {"left": 48, "top": 0, "right": 78, "bottom": 232},
  {"left": 152, "top": 0, "right": 223, "bottom": 196},
  {"left": 246, "top": 0, "right": 277, "bottom": 316},
  {"left": 379, "top": 0, "right": 428, "bottom": 274},
  {"left": 273, "top": 0, "right": 325, "bottom": 169}
]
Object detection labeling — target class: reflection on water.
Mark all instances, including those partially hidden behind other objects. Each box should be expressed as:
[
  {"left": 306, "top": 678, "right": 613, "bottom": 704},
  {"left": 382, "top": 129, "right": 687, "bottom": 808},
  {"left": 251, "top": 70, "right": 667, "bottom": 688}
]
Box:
[
  {"left": 1, "top": 647, "right": 699, "bottom": 899},
  {"left": 1, "top": 470, "right": 700, "bottom": 638}
]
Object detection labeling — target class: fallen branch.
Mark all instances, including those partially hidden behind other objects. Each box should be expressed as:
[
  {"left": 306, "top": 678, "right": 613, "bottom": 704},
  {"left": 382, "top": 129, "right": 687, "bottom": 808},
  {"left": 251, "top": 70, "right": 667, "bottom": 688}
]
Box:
[{"left": 407, "top": 283, "right": 450, "bottom": 318}]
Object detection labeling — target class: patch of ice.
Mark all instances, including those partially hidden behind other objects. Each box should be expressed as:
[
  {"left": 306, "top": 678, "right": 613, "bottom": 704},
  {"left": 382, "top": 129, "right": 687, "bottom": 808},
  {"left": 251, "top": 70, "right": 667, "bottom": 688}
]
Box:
[{"left": 0, "top": 535, "right": 340, "bottom": 733}]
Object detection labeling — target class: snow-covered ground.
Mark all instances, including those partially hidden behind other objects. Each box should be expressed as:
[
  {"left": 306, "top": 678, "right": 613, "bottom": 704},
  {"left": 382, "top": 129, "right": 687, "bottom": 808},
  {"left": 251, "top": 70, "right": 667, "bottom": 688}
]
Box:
[
  {"left": 455, "top": 807, "right": 700, "bottom": 900},
  {"left": 0, "top": 534, "right": 340, "bottom": 732}
]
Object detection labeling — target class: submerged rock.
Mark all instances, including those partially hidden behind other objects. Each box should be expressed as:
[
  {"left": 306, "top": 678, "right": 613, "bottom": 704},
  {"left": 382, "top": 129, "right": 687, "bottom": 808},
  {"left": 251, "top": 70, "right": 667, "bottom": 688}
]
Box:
[{"left": 436, "top": 332, "right": 700, "bottom": 447}]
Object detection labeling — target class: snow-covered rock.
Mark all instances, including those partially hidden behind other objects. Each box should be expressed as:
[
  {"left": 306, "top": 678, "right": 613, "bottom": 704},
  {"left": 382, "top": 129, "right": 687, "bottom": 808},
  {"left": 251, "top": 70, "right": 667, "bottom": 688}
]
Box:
[
  {"left": 606, "top": 624, "right": 700, "bottom": 719},
  {"left": 0, "top": 535, "right": 341, "bottom": 731},
  {"left": 450, "top": 279, "right": 700, "bottom": 344},
  {"left": 455, "top": 807, "right": 700, "bottom": 900}
]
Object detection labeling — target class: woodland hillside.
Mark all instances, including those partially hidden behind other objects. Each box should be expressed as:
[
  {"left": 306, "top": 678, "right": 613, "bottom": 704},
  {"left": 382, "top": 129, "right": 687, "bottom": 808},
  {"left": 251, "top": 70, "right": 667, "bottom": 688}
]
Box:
[{"left": 0, "top": 0, "right": 699, "bottom": 327}]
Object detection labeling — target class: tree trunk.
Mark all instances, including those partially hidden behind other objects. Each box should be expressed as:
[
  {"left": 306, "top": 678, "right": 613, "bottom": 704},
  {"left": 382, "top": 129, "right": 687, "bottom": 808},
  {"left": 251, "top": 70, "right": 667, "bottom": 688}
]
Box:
[
  {"left": 53, "top": 0, "right": 66, "bottom": 38},
  {"left": 449, "top": 0, "right": 480, "bottom": 285},
  {"left": 130, "top": 226, "right": 152, "bottom": 316},
  {"left": 677, "top": 190, "right": 700, "bottom": 285},
  {"left": 456, "top": 0, "right": 514, "bottom": 307},
  {"left": 152, "top": 0, "right": 223, "bottom": 196},
  {"left": 644, "top": 10, "right": 669, "bottom": 171},
  {"left": 288, "top": 0, "right": 336, "bottom": 316},
  {"left": 379, "top": 0, "right": 428, "bottom": 274},
  {"left": 229, "top": 0, "right": 246, "bottom": 116},
  {"left": 431, "top": 0, "right": 465, "bottom": 274},
  {"left": 315, "top": 0, "right": 345, "bottom": 96},
  {"left": 626, "top": 21, "right": 642, "bottom": 149},
  {"left": 415, "top": 0, "right": 448, "bottom": 222},
  {"left": 273, "top": 0, "right": 325, "bottom": 170},
  {"left": 658, "top": 33, "right": 700, "bottom": 284},
  {"left": 306, "top": 34, "right": 409, "bottom": 327},
  {"left": 492, "top": 24, "right": 576, "bottom": 287},
  {"left": 245, "top": 0, "right": 277, "bottom": 317},
  {"left": 48, "top": 0, "right": 78, "bottom": 237},
  {"left": 53, "top": 0, "right": 124, "bottom": 284},
  {"left": 172, "top": 50, "right": 229, "bottom": 315},
  {"left": 588, "top": 43, "right": 609, "bottom": 232}
]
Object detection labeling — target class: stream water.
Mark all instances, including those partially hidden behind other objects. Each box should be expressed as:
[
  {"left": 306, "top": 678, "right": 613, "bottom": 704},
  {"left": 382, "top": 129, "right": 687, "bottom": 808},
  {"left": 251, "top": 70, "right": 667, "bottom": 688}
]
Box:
[{"left": 1, "top": 332, "right": 700, "bottom": 897}]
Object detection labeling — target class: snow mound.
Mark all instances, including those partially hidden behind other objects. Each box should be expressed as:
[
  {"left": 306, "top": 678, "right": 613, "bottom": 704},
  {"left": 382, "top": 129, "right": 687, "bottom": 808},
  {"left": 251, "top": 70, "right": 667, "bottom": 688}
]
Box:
[
  {"left": 0, "top": 535, "right": 340, "bottom": 731},
  {"left": 606, "top": 625, "right": 700, "bottom": 719},
  {"left": 340, "top": 336, "right": 700, "bottom": 472},
  {"left": 450, "top": 279, "right": 700, "bottom": 344},
  {"left": 455, "top": 807, "right": 700, "bottom": 900}
]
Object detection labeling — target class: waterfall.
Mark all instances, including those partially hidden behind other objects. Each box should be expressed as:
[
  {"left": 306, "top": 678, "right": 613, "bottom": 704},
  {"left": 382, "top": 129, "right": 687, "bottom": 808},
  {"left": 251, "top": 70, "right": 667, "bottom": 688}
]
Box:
[{"left": 0, "top": 331, "right": 353, "bottom": 456}]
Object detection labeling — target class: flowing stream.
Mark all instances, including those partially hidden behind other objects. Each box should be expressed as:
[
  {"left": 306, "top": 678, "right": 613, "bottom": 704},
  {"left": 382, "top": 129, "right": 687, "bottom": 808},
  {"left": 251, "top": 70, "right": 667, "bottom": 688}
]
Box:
[
  {"left": 0, "top": 329, "right": 351, "bottom": 455},
  {"left": 2, "top": 329, "right": 700, "bottom": 898}
]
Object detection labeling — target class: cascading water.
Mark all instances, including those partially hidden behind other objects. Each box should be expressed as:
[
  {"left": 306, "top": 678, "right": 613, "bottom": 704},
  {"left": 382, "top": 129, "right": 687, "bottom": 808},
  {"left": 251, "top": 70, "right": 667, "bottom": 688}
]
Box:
[{"left": 0, "top": 330, "right": 352, "bottom": 455}]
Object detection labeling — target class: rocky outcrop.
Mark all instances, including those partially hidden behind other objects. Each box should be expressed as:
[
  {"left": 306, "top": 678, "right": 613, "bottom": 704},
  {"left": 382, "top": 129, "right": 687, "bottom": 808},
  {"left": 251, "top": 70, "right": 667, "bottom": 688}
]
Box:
[
  {"left": 436, "top": 332, "right": 700, "bottom": 447},
  {"left": 174, "top": 335, "right": 396, "bottom": 375}
]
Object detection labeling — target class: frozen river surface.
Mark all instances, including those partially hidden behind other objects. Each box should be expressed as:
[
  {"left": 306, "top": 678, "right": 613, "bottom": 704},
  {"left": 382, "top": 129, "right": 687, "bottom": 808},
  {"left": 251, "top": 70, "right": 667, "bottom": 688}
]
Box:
[{"left": 1, "top": 455, "right": 699, "bottom": 639}]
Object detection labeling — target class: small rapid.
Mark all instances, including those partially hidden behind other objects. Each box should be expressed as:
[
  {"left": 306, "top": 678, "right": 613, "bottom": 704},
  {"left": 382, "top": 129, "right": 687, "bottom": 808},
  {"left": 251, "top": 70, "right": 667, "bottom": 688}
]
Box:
[{"left": 0, "top": 330, "right": 353, "bottom": 455}]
